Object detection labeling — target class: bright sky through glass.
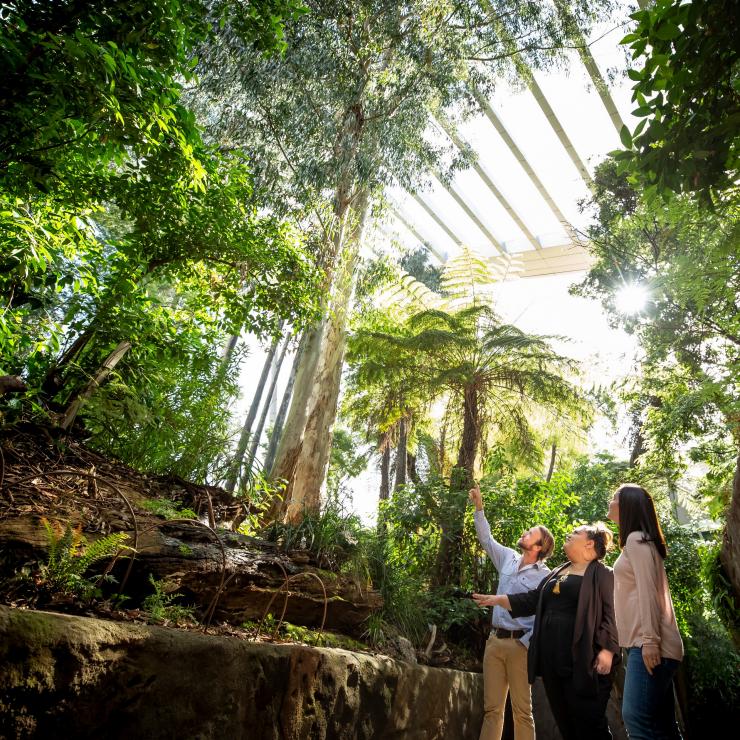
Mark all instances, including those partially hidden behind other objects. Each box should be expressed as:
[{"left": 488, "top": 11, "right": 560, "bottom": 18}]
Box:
[{"left": 386, "top": 0, "right": 639, "bottom": 259}]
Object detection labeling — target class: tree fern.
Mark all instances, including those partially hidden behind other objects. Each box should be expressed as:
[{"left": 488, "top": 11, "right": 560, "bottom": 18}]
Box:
[{"left": 439, "top": 245, "right": 498, "bottom": 310}]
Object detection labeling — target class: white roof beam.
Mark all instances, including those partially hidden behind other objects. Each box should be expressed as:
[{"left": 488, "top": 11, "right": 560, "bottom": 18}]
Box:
[
  {"left": 410, "top": 192, "right": 467, "bottom": 249},
  {"left": 480, "top": 3, "right": 594, "bottom": 188},
  {"left": 552, "top": 0, "right": 626, "bottom": 136},
  {"left": 430, "top": 170, "right": 506, "bottom": 255},
  {"left": 389, "top": 206, "right": 447, "bottom": 262},
  {"left": 469, "top": 86, "right": 578, "bottom": 240},
  {"left": 436, "top": 118, "right": 542, "bottom": 251}
]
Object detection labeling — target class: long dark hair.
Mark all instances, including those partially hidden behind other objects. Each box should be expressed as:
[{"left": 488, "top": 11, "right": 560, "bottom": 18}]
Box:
[{"left": 615, "top": 484, "right": 667, "bottom": 559}]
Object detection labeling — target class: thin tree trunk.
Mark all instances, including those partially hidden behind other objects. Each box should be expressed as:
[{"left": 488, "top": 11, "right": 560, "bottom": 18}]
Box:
[
  {"left": 60, "top": 340, "right": 132, "bottom": 430},
  {"left": 546, "top": 442, "right": 557, "bottom": 482},
  {"left": 394, "top": 417, "right": 408, "bottom": 492},
  {"left": 720, "top": 443, "right": 740, "bottom": 620},
  {"left": 407, "top": 451, "right": 420, "bottom": 485},
  {"left": 220, "top": 334, "right": 239, "bottom": 366},
  {"left": 223, "top": 334, "right": 281, "bottom": 494},
  {"left": 263, "top": 332, "right": 307, "bottom": 475},
  {"left": 284, "top": 192, "right": 370, "bottom": 523},
  {"left": 379, "top": 440, "right": 391, "bottom": 502},
  {"left": 434, "top": 385, "right": 479, "bottom": 588},
  {"left": 245, "top": 335, "right": 290, "bottom": 476},
  {"left": 267, "top": 321, "right": 326, "bottom": 495}
]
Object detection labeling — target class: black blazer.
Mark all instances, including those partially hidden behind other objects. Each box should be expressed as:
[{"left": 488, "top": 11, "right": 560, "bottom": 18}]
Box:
[{"left": 508, "top": 559, "right": 620, "bottom": 697}]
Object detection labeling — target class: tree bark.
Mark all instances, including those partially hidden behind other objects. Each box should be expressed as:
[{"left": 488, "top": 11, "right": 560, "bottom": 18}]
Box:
[
  {"left": 407, "top": 451, "right": 420, "bottom": 486},
  {"left": 455, "top": 384, "right": 480, "bottom": 487},
  {"left": 267, "top": 321, "right": 325, "bottom": 498},
  {"left": 0, "top": 376, "right": 26, "bottom": 396},
  {"left": 433, "top": 384, "right": 479, "bottom": 588},
  {"left": 720, "top": 444, "right": 740, "bottom": 610},
  {"left": 245, "top": 335, "right": 290, "bottom": 475},
  {"left": 546, "top": 443, "right": 557, "bottom": 482},
  {"left": 263, "top": 332, "right": 307, "bottom": 476},
  {"left": 223, "top": 334, "right": 281, "bottom": 494},
  {"left": 284, "top": 193, "right": 370, "bottom": 523},
  {"left": 393, "top": 417, "right": 408, "bottom": 492},
  {"left": 379, "top": 440, "right": 391, "bottom": 502}
]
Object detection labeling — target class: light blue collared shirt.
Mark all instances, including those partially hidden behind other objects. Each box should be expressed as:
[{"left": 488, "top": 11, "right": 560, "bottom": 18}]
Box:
[{"left": 474, "top": 510, "right": 550, "bottom": 648}]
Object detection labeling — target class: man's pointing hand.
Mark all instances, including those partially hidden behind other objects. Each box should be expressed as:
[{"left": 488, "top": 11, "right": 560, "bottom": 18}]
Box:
[{"left": 469, "top": 484, "right": 483, "bottom": 511}]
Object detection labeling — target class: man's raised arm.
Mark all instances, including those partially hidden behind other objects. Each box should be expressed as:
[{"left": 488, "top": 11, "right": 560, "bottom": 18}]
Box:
[{"left": 469, "top": 485, "right": 514, "bottom": 573}]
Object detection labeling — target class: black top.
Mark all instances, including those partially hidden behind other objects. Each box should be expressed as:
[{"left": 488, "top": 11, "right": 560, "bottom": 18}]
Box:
[
  {"left": 538, "top": 574, "right": 583, "bottom": 678},
  {"left": 507, "top": 560, "right": 621, "bottom": 697}
]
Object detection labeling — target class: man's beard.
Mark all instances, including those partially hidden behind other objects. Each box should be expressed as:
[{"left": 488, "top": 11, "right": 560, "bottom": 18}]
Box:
[{"left": 518, "top": 538, "right": 534, "bottom": 552}]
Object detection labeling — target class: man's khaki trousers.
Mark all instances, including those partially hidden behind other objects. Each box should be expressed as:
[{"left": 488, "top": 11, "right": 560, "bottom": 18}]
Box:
[{"left": 480, "top": 635, "right": 535, "bottom": 740}]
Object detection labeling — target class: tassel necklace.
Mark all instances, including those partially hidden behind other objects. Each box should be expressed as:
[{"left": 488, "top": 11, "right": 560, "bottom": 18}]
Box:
[
  {"left": 552, "top": 564, "right": 588, "bottom": 594},
  {"left": 552, "top": 572, "right": 569, "bottom": 595}
]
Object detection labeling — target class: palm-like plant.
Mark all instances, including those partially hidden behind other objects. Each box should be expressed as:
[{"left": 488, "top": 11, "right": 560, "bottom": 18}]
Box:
[{"left": 351, "top": 302, "right": 588, "bottom": 585}]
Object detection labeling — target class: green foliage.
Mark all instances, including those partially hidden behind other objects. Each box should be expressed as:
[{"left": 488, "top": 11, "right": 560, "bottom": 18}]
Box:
[
  {"left": 566, "top": 453, "right": 631, "bottom": 524},
  {"left": 142, "top": 574, "right": 197, "bottom": 624},
  {"left": 280, "top": 622, "right": 367, "bottom": 651},
  {"left": 264, "top": 500, "right": 369, "bottom": 573},
  {"left": 326, "top": 428, "right": 370, "bottom": 502},
  {"left": 682, "top": 609, "right": 740, "bottom": 723},
  {"left": 139, "top": 499, "right": 198, "bottom": 521},
  {"left": 661, "top": 522, "right": 704, "bottom": 633},
  {"left": 361, "top": 613, "right": 389, "bottom": 647},
  {"left": 574, "top": 158, "right": 739, "bottom": 510},
  {"left": 399, "top": 249, "right": 443, "bottom": 293},
  {"left": 701, "top": 540, "right": 739, "bottom": 637},
  {"left": 477, "top": 473, "right": 582, "bottom": 570},
  {"left": 616, "top": 0, "right": 739, "bottom": 199},
  {"left": 0, "top": 0, "right": 322, "bottom": 490},
  {"left": 38, "top": 518, "right": 130, "bottom": 601},
  {"left": 196, "top": 0, "right": 616, "bottom": 223}
]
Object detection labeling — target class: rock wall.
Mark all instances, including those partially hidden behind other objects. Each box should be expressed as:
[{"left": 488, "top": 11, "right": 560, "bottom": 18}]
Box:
[
  {"left": 0, "top": 607, "right": 628, "bottom": 740},
  {"left": 0, "top": 607, "right": 482, "bottom": 740}
]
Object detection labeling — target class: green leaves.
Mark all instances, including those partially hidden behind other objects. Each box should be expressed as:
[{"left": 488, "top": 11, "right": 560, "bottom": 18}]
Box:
[{"left": 618, "top": 0, "right": 739, "bottom": 200}]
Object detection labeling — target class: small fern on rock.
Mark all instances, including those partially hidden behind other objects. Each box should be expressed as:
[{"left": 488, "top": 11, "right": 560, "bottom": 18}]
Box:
[{"left": 38, "top": 518, "right": 131, "bottom": 601}]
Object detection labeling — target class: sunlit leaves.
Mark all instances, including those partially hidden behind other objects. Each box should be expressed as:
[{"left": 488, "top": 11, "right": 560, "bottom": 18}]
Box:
[{"left": 616, "top": 0, "right": 739, "bottom": 200}]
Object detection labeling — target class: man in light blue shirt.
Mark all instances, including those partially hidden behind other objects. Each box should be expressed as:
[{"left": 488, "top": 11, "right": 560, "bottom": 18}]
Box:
[{"left": 469, "top": 485, "right": 553, "bottom": 740}]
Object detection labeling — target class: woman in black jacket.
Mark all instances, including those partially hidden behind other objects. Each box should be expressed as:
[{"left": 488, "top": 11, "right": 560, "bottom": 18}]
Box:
[{"left": 473, "top": 523, "right": 620, "bottom": 740}]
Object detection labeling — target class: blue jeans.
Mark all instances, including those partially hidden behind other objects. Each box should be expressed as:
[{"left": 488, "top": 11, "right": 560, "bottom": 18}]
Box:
[{"left": 622, "top": 647, "right": 682, "bottom": 740}]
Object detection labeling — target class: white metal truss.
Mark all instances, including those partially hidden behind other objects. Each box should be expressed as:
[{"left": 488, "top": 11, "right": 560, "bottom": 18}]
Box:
[{"left": 389, "top": 1, "right": 634, "bottom": 280}]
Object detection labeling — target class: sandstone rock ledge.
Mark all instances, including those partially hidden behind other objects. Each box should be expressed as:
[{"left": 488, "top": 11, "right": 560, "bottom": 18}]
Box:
[{"left": 0, "top": 606, "right": 483, "bottom": 740}]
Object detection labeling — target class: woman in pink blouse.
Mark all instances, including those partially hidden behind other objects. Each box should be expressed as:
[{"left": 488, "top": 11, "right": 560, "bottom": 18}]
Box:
[{"left": 607, "top": 484, "right": 683, "bottom": 739}]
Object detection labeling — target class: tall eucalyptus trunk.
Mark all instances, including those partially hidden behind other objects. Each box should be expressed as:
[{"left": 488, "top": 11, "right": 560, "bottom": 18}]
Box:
[
  {"left": 263, "top": 332, "right": 307, "bottom": 476},
  {"left": 245, "top": 335, "right": 290, "bottom": 474},
  {"left": 284, "top": 192, "right": 370, "bottom": 523},
  {"left": 267, "top": 321, "right": 326, "bottom": 488},
  {"left": 223, "top": 333, "right": 281, "bottom": 494}
]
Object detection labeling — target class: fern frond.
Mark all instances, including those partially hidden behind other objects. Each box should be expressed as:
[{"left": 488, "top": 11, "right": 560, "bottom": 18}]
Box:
[{"left": 77, "top": 532, "right": 131, "bottom": 572}]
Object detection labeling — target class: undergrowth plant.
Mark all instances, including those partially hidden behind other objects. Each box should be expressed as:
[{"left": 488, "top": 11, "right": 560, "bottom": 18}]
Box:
[
  {"left": 38, "top": 518, "right": 130, "bottom": 601},
  {"left": 140, "top": 499, "right": 198, "bottom": 520},
  {"left": 142, "top": 574, "right": 197, "bottom": 624}
]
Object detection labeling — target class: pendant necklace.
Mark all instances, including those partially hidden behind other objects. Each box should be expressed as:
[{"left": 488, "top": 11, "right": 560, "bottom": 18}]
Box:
[{"left": 552, "top": 571, "right": 569, "bottom": 595}]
